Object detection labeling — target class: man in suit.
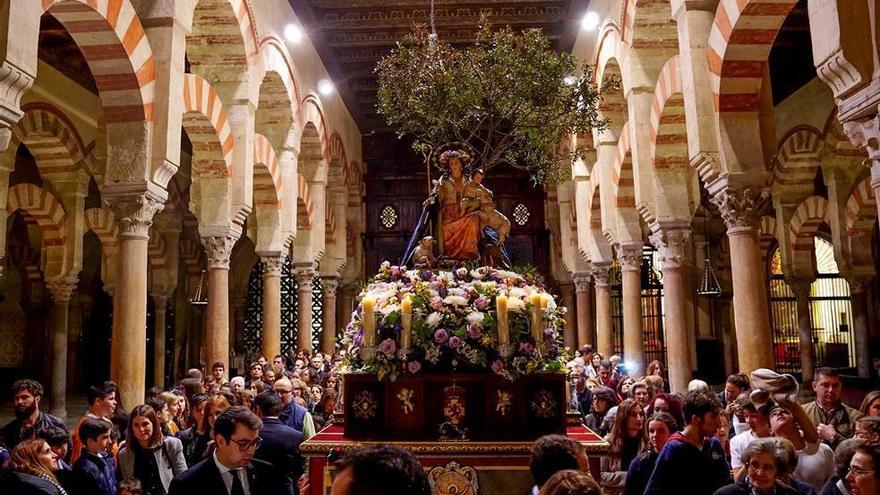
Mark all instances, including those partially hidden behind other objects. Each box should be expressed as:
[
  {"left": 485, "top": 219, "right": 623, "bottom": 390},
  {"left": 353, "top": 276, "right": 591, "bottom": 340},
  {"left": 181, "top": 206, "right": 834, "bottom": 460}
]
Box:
[
  {"left": 254, "top": 390, "right": 303, "bottom": 495},
  {"left": 168, "top": 406, "right": 284, "bottom": 495}
]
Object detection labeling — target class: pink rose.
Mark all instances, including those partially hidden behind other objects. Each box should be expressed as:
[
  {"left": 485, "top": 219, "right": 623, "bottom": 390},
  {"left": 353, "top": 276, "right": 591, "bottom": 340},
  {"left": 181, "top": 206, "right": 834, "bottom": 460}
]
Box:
[
  {"left": 466, "top": 323, "right": 482, "bottom": 339},
  {"left": 474, "top": 296, "right": 490, "bottom": 311},
  {"left": 407, "top": 361, "right": 422, "bottom": 373},
  {"left": 430, "top": 296, "right": 444, "bottom": 311},
  {"left": 379, "top": 338, "right": 397, "bottom": 357},
  {"left": 434, "top": 329, "right": 449, "bottom": 344},
  {"left": 449, "top": 336, "right": 463, "bottom": 348},
  {"left": 491, "top": 360, "right": 504, "bottom": 373}
]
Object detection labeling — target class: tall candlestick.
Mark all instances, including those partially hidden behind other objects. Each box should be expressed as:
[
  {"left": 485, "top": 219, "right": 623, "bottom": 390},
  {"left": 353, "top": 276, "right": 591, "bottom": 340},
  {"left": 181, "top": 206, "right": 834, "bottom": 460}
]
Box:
[
  {"left": 530, "top": 293, "right": 543, "bottom": 342},
  {"left": 496, "top": 295, "right": 509, "bottom": 345},
  {"left": 400, "top": 296, "right": 412, "bottom": 353},
  {"left": 362, "top": 297, "right": 376, "bottom": 347}
]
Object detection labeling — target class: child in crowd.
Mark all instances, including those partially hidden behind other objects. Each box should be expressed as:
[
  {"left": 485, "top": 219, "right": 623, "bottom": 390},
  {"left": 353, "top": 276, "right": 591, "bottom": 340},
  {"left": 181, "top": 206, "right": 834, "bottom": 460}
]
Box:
[{"left": 71, "top": 417, "right": 117, "bottom": 495}]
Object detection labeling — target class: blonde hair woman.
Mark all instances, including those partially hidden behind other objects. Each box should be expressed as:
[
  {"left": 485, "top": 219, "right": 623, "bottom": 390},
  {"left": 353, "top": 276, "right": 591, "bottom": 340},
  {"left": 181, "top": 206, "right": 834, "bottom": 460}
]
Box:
[{"left": 0, "top": 439, "right": 67, "bottom": 494}]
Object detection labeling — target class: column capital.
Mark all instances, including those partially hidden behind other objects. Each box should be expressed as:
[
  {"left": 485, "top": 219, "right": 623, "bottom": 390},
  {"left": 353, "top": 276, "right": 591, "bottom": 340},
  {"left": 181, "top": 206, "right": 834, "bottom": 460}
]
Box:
[
  {"left": 260, "top": 253, "right": 287, "bottom": 277},
  {"left": 294, "top": 264, "right": 316, "bottom": 290},
  {"left": 616, "top": 243, "right": 643, "bottom": 272},
  {"left": 46, "top": 276, "right": 79, "bottom": 303},
  {"left": 709, "top": 185, "right": 770, "bottom": 231},
  {"left": 572, "top": 272, "right": 591, "bottom": 292},
  {"left": 151, "top": 293, "right": 170, "bottom": 308},
  {"left": 202, "top": 232, "right": 239, "bottom": 269},
  {"left": 321, "top": 275, "right": 340, "bottom": 294},
  {"left": 108, "top": 192, "right": 166, "bottom": 238},
  {"left": 592, "top": 263, "right": 613, "bottom": 287},
  {"left": 650, "top": 228, "right": 691, "bottom": 270},
  {"left": 844, "top": 115, "right": 880, "bottom": 161}
]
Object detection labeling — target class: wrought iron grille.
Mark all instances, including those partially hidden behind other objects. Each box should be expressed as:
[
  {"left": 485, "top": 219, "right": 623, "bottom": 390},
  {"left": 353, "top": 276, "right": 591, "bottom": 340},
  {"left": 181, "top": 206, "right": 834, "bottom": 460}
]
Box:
[
  {"left": 609, "top": 247, "right": 667, "bottom": 370},
  {"left": 769, "top": 240, "right": 855, "bottom": 373},
  {"left": 244, "top": 258, "right": 310, "bottom": 357},
  {"left": 311, "top": 277, "right": 323, "bottom": 350}
]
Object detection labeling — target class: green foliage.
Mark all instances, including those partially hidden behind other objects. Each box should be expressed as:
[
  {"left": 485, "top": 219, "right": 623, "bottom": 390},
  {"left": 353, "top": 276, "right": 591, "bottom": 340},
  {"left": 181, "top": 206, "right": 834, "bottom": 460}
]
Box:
[{"left": 376, "top": 23, "right": 616, "bottom": 183}]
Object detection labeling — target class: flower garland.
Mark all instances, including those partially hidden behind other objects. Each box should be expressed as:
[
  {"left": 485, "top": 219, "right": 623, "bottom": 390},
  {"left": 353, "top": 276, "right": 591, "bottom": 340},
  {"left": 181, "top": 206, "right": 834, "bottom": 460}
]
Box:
[{"left": 340, "top": 262, "right": 569, "bottom": 381}]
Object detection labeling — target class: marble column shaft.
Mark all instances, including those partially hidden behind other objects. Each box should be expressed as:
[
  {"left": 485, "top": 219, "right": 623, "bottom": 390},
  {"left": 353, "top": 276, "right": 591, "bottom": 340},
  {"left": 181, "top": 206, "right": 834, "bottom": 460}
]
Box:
[
  {"left": 618, "top": 244, "right": 645, "bottom": 367},
  {"left": 260, "top": 255, "right": 285, "bottom": 361},
  {"left": 652, "top": 229, "right": 692, "bottom": 393},
  {"left": 573, "top": 273, "right": 593, "bottom": 349},
  {"left": 47, "top": 278, "right": 77, "bottom": 418},
  {"left": 593, "top": 265, "right": 613, "bottom": 357},
  {"left": 152, "top": 295, "right": 169, "bottom": 388},
  {"left": 203, "top": 234, "right": 237, "bottom": 374},
  {"left": 110, "top": 194, "right": 163, "bottom": 409},
  {"left": 294, "top": 266, "right": 316, "bottom": 352},
  {"left": 789, "top": 281, "right": 815, "bottom": 384},
  {"left": 847, "top": 278, "right": 872, "bottom": 379},
  {"left": 321, "top": 277, "right": 339, "bottom": 355}
]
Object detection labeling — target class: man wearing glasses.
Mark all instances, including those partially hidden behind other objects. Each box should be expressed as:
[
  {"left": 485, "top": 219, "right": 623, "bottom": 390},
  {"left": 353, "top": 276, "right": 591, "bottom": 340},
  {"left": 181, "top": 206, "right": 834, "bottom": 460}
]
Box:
[
  {"left": 168, "top": 406, "right": 284, "bottom": 495},
  {"left": 273, "top": 377, "right": 317, "bottom": 439}
]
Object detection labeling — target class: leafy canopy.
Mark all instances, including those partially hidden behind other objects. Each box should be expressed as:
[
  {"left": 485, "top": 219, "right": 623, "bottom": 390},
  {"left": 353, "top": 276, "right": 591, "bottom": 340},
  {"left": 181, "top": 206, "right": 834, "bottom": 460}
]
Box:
[{"left": 376, "top": 23, "right": 615, "bottom": 183}]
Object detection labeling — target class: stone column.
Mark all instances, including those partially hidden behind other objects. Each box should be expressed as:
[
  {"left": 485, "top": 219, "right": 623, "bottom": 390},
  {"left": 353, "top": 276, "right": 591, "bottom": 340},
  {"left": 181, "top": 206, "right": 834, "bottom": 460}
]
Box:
[
  {"left": 618, "top": 243, "right": 645, "bottom": 367},
  {"left": 152, "top": 294, "right": 169, "bottom": 388},
  {"left": 788, "top": 280, "right": 815, "bottom": 384},
  {"left": 651, "top": 228, "right": 693, "bottom": 393},
  {"left": 321, "top": 276, "right": 340, "bottom": 355},
  {"left": 710, "top": 187, "right": 774, "bottom": 372},
  {"left": 294, "top": 264, "right": 316, "bottom": 352},
  {"left": 202, "top": 233, "right": 238, "bottom": 374},
  {"left": 847, "top": 276, "right": 872, "bottom": 379},
  {"left": 559, "top": 283, "right": 577, "bottom": 349},
  {"left": 593, "top": 264, "right": 613, "bottom": 357},
  {"left": 46, "top": 277, "right": 77, "bottom": 418},
  {"left": 109, "top": 193, "right": 164, "bottom": 408},
  {"left": 260, "top": 254, "right": 285, "bottom": 361},
  {"left": 573, "top": 273, "right": 594, "bottom": 348}
]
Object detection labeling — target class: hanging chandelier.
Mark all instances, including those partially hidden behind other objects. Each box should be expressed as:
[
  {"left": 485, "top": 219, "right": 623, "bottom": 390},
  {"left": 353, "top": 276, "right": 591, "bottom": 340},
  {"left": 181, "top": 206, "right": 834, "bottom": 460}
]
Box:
[
  {"left": 697, "top": 216, "right": 722, "bottom": 297},
  {"left": 190, "top": 269, "right": 208, "bottom": 306}
]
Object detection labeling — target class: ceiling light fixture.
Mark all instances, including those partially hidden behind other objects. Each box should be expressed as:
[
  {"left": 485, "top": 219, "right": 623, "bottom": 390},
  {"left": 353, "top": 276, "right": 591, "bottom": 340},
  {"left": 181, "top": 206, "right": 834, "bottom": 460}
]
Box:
[
  {"left": 318, "top": 79, "right": 335, "bottom": 96},
  {"left": 581, "top": 11, "right": 600, "bottom": 31},
  {"left": 284, "top": 24, "right": 303, "bottom": 43}
]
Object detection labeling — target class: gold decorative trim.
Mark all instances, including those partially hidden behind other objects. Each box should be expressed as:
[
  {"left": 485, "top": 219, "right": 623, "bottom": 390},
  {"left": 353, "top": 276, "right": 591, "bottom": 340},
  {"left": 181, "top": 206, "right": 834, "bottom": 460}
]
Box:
[{"left": 301, "top": 438, "right": 609, "bottom": 456}]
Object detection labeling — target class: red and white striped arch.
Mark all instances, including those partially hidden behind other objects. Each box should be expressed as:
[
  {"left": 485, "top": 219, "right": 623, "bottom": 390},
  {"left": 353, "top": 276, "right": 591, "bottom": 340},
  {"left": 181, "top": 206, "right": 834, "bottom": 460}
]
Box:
[
  {"left": 587, "top": 176, "right": 603, "bottom": 231},
  {"left": 758, "top": 214, "right": 777, "bottom": 255},
  {"left": 85, "top": 207, "right": 119, "bottom": 250},
  {"left": 845, "top": 177, "right": 877, "bottom": 237},
  {"left": 182, "top": 73, "right": 234, "bottom": 178},
  {"left": 147, "top": 227, "right": 167, "bottom": 269},
  {"left": 259, "top": 35, "right": 302, "bottom": 109},
  {"left": 188, "top": 0, "right": 259, "bottom": 70},
  {"left": 252, "top": 133, "right": 283, "bottom": 210},
  {"left": 789, "top": 196, "right": 829, "bottom": 252},
  {"left": 6, "top": 183, "right": 67, "bottom": 247},
  {"left": 775, "top": 127, "right": 824, "bottom": 186},
  {"left": 612, "top": 121, "right": 635, "bottom": 208},
  {"left": 707, "top": 0, "right": 799, "bottom": 112},
  {"left": 649, "top": 55, "right": 688, "bottom": 170},
  {"left": 42, "top": 0, "right": 155, "bottom": 123},
  {"left": 9, "top": 103, "right": 87, "bottom": 179},
  {"left": 299, "top": 96, "right": 330, "bottom": 164},
  {"left": 621, "top": 0, "right": 679, "bottom": 50},
  {"left": 327, "top": 132, "right": 348, "bottom": 189},
  {"left": 256, "top": 35, "right": 300, "bottom": 152}
]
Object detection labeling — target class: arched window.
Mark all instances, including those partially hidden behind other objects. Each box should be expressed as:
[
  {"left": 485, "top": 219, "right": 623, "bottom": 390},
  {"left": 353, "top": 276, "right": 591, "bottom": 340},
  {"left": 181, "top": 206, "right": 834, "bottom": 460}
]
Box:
[{"left": 768, "top": 237, "right": 854, "bottom": 373}]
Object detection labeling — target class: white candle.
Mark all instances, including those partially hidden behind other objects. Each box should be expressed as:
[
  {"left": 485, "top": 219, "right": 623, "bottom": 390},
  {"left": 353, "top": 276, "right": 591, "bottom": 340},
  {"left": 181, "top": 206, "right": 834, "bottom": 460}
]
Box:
[
  {"left": 400, "top": 296, "right": 412, "bottom": 352},
  {"left": 362, "top": 297, "right": 376, "bottom": 347},
  {"left": 496, "top": 295, "right": 509, "bottom": 345},
  {"left": 530, "top": 293, "right": 543, "bottom": 341}
]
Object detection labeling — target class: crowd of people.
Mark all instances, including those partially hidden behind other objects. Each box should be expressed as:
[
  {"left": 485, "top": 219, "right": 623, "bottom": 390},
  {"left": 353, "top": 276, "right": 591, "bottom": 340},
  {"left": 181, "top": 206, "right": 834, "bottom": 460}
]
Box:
[{"left": 0, "top": 343, "right": 877, "bottom": 495}]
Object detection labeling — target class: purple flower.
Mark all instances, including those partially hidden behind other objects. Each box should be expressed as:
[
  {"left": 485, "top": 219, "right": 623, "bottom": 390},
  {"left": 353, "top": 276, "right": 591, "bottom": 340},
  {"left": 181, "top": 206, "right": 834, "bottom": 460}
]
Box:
[
  {"left": 543, "top": 328, "right": 555, "bottom": 340},
  {"left": 466, "top": 323, "right": 483, "bottom": 339},
  {"left": 379, "top": 338, "right": 397, "bottom": 357},
  {"left": 449, "top": 336, "right": 463, "bottom": 348},
  {"left": 434, "top": 329, "right": 449, "bottom": 344},
  {"left": 390, "top": 266, "right": 401, "bottom": 278},
  {"left": 420, "top": 270, "right": 434, "bottom": 281},
  {"left": 353, "top": 332, "right": 363, "bottom": 347},
  {"left": 407, "top": 361, "right": 422, "bottom": 373},
  {"left": 491, "top": 360, "right": 504, "bottom": 373},
  {"left": 519, "top": 342, "right": 534, "bottom": 354},
  {"left": 474, "top": 296, "right": 490, "bottom": 311}
]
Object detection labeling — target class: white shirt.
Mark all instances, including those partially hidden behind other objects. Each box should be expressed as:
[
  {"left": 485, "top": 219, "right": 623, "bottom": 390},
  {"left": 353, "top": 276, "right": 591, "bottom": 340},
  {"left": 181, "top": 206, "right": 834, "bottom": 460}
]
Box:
[
  {"left": 730, "top": 430, "right": 756, "bottom": 469},
  {"left": 213, "top": 451, "right": 251, "bottom": 495},
  {"left": 794, "top": 442, "right": 835, "bottom": 490}
]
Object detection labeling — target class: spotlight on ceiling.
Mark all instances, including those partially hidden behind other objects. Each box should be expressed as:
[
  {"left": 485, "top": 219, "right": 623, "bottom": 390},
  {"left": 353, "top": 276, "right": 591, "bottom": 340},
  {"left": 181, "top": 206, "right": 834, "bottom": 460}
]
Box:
[
  {"left": 581, "top": 11, "right": 600, "bottom": 31},
  {"left": 284, "top": 24, "right": 303, "bottom": 43},
  {"left": 318, "top": 79, "right": 335, "bottom": 96}
]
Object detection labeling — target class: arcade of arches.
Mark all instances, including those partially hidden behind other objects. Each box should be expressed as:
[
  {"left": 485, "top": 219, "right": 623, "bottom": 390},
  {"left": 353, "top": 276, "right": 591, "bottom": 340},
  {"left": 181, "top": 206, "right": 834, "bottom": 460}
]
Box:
[{"left": 1, "top": 0, "right": 880, "bottom": 416}]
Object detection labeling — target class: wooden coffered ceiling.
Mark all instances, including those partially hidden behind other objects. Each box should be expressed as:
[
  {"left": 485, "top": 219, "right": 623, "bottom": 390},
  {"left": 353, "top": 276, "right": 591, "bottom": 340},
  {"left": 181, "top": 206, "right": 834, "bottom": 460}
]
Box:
[{"left": 293, "top": 0, "right": 588, "bottom": 133}]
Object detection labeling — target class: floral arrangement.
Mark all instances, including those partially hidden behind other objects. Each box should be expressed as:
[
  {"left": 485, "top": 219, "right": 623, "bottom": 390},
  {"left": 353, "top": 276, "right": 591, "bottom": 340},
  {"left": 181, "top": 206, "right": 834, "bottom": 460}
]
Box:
[{"left": 340, "top": 262, "right": 569, "bottom": 381}]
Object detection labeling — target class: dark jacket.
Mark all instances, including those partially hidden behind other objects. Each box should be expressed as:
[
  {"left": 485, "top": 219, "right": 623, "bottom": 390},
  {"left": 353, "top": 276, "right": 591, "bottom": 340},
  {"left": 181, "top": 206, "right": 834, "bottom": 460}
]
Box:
[
  {"left": 573, "top": 387, "right": 592, "bottom": 417},
  {"left": 818, "top": 477, "right": 847, "bottom": 495},
  {"left": 254, "top": 418, "right": 304, "bottom": 495},
  {"left": 168, "top": 456, "right": 284, "bottom": 495},
  {"left": 279, "top": 402, "right": 308, "bottom": 432},
  {"left": 1, "top": 411, "right": 69, "bottom": 451},
  {"left": 176, "top": 427, "right": 211, "bottom": 466},
  {"left": 714, "top": 478, "right": 802, "bottom": 495},
  {"left": 70, "top": 451, "right": 117, "bottom": 495},
  {"left": 624, "top": 449, "right": 659, "bottom": 495},
  {"left": 645, "top": 433, "right": 731, "bottom": 495},
  {"left": 0, "top": 470, "right": 66, "bottom": 495}
]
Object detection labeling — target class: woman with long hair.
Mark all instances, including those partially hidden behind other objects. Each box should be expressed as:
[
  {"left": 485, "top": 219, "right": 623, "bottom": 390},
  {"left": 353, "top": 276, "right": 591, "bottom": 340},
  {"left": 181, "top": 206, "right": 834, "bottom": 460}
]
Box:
[
  {"left": 0, "top": 439, "right": 67, "bottom": 494},
  {"left": 157, "top": 392, "right": 182, "bottom": 435},
  {"left": 646, "top": 393, "right": 685, "bottom": 431},
  {"left": 585, "top": 386, "right": 618, "bottom": 436},
  {"left": 118, "top": 405, "right": 187, "bottom": 495},
  {"left": 312, "top": 388, "right": 339, "bottom": 431},
  {"left": 600, "top": 399, "right": 648, "bottom": 495},
  {"left": 175, "top": 394, "right": 208, "bottom": 467},
  {"left": 623, "top": 412, "right": 676, "bottom": 495},
  {"left": 861, "top": 391, "right": 880, "bottom": 417}
]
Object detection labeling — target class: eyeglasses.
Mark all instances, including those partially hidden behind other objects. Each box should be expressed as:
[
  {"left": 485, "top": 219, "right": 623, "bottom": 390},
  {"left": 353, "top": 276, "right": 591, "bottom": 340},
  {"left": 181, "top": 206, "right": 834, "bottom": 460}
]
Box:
[
  {"left": 228, "top": 438, "right": 263, "bottom": 452},
  {"left": 848, "top": 466, "right": 875, "bottom": 478},
  {"left": 277, "top": 389, "right": 293, "bottom": 396}
]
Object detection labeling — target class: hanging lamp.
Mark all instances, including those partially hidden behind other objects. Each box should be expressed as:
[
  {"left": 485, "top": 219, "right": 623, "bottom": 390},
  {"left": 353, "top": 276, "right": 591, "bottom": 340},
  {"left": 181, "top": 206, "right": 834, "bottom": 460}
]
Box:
[
  {"left": 697, "top": 216, "right": 722, "bottom": 297},
  {"left": 190, "top": 269, "right": 208, "bottom": 306}
]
